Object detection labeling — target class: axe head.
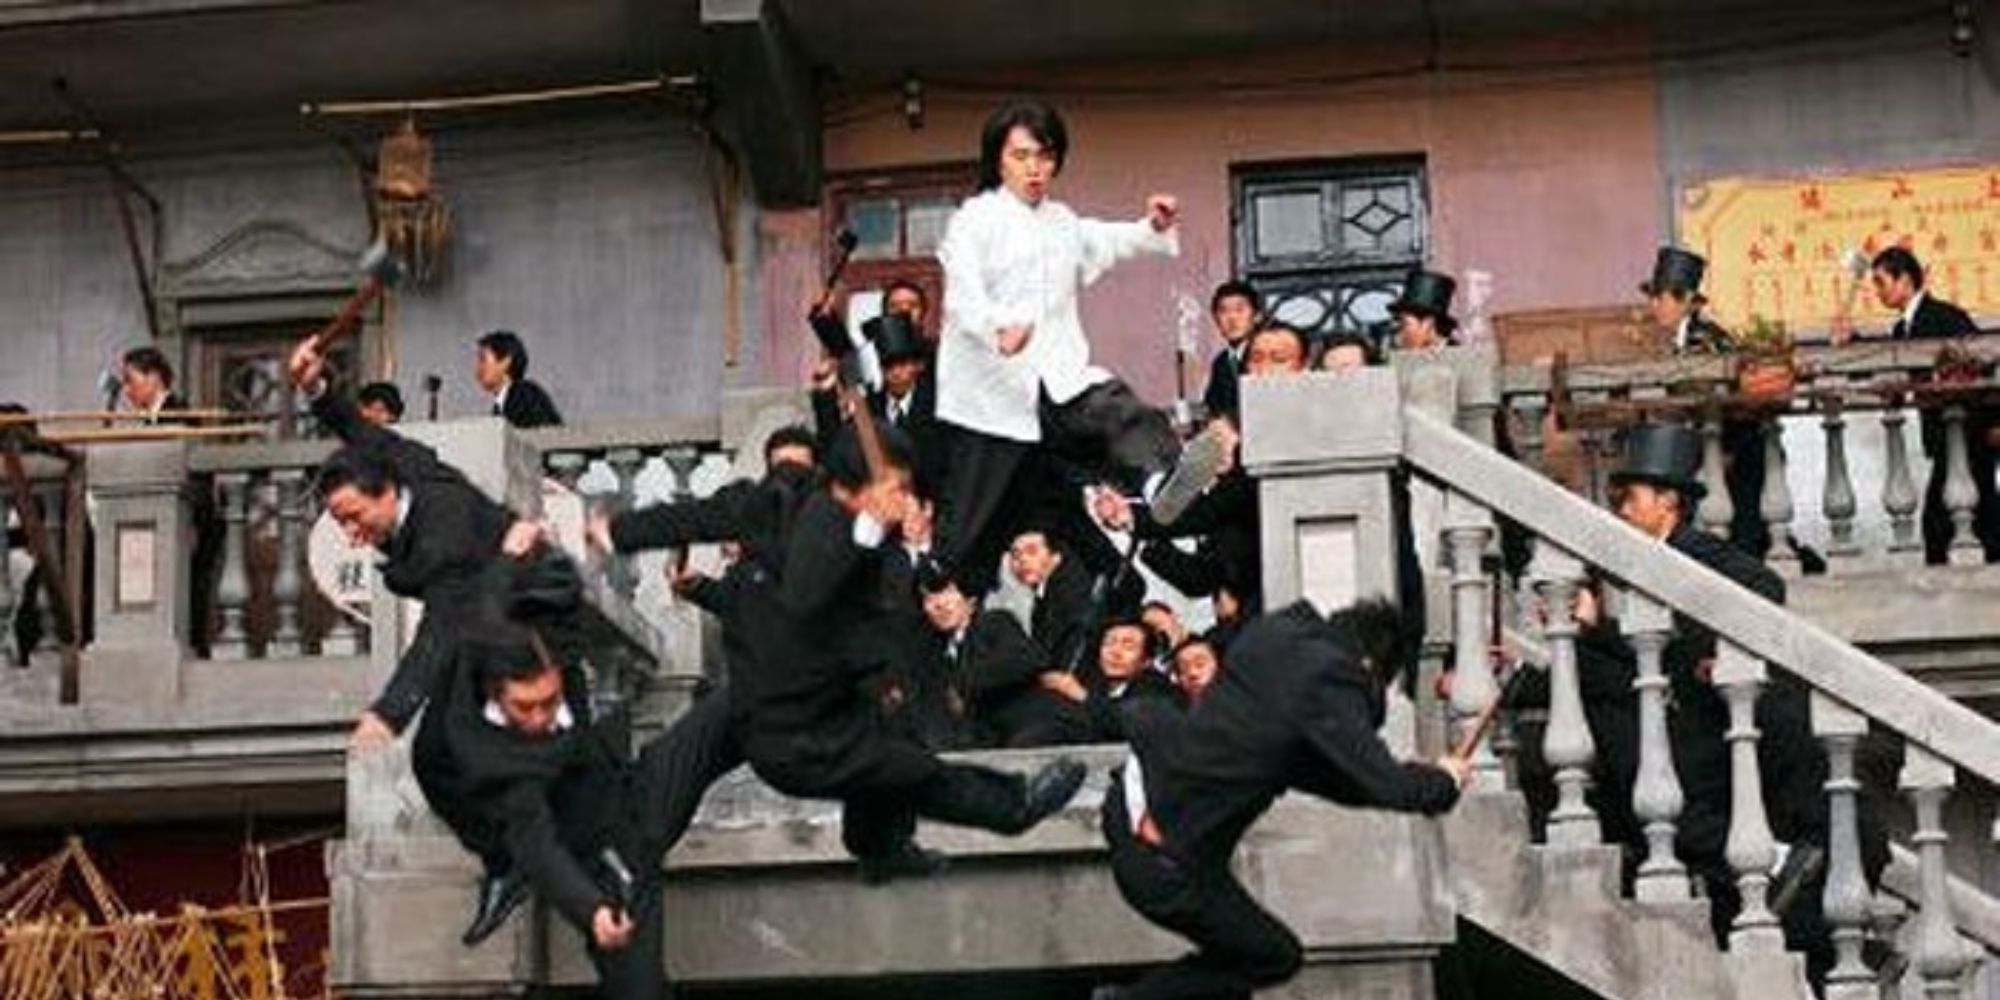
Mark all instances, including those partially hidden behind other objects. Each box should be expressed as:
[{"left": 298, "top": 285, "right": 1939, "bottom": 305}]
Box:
[
  {"left": 1842, "top": 247, "right": 1870, "bottom": 278},
  {"left": 834, "top": 228, "right": 858, "bottom": 255},
  {"left": 358, "top": 238, "right": 404, "bottom": 288}
]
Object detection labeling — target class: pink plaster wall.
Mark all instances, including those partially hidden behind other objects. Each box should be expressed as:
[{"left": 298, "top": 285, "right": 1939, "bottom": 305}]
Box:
[{"left": 805, "top": 39, "right": 1665, "bottom": 402}]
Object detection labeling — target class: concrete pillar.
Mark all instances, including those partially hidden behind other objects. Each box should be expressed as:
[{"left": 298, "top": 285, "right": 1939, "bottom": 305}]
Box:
[{"left": 81, "top": 442, "right": 191, "bottom": 705}]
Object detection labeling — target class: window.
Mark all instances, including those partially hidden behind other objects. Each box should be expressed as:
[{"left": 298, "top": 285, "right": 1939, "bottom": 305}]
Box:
[
  {"left": 823, "top": 164, "right": 976, "bottom": 338},
  {"left": 193, "top": 322, "right": 363, "bottom": 441},
  {"left": 1232, "top": 158, "right": 1429, "bottom": 342}
]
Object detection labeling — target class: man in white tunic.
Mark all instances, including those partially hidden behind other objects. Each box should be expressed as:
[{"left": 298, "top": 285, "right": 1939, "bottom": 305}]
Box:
[{"left": 934, "top": 99, "right": 1226, "bottom": 591}]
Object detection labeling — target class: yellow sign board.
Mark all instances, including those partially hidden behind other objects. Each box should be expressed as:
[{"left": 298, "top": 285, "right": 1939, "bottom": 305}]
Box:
[{"left": 1679, "top": 165, "right": 2000, "bottom": 333}]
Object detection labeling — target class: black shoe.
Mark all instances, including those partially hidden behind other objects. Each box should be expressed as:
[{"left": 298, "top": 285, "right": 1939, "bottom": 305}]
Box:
[
  {"left": 1768, "top": 843, "right": 1826, "bottom": 916},
  {"left": 1792, "top": 541, "right": 1829, "bottom": 577},
  {"left": 858, "top": 842, "right": 949, "bottom": 885},
  {"left": 461, "top": 869, "right": 530, "bottom": 946},
  {"left": 1021, "top": 757, "right": 1089, "bottom": 827}
]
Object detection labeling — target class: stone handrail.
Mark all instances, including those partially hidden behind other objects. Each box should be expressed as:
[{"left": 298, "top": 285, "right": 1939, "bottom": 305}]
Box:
[{"left": 1399, "top": 402, "right": 1993, "bottom": 998}]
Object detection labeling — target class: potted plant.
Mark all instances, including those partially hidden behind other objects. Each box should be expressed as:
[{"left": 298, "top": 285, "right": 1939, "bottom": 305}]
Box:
[{"left": 1734, "top": 314, "right": 1797, "bottom": 398}]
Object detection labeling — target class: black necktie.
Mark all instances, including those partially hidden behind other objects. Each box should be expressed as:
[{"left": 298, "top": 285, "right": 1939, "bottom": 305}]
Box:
[
  {"left": 492, "top": 401, "right": 504, "bottom": 416},
  {"left": 1893, "top": 318, "right": 1909, "bottom": 339}
]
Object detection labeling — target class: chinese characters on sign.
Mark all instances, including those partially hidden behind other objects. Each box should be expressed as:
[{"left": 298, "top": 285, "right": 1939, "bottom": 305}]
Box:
[{"left": 1679, "top": 165, "right": 2000, "bottom": 334}]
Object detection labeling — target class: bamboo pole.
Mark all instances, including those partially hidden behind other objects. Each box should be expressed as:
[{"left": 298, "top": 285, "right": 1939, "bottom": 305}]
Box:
[
  {"left": 37, "top": 424, "right": 270, "bottom": 446},
  {"left": 0, "top": 409, "right": 246, "bottom": 426},
  {"left": 299, "top": 77, "right": 674, "bottom": 118}
]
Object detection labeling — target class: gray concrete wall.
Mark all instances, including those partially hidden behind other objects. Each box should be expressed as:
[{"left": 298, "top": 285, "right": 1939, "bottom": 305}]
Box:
[
  {"left": 0, "top": 109, "right": 746, "bottom": 423},
  {"left": 1658, "top": 21, "right": 2000, "bottom": 234}
]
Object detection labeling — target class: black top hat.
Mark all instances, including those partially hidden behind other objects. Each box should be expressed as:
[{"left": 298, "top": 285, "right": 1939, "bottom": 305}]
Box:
[
  {"left": 864, "top": 313, "right": 927, "bottom": 364},
  {"left": 1387, "top": 270, "right": 1458, "bottom": 333},
  {"left": 1609, "top": 423, "right": 1706, "bottom": 500},
  {"left": 1639, "top": 247, "right": 1708, "bottom": 299}
]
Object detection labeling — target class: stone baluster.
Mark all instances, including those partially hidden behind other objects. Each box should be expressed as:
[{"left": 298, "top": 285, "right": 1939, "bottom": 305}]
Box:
[
  {"left": 1514, "top": 393, "right": 1548, "bottom": 472},
  {"left": 1713, "top": 641, "right": 1783, "bottom": 951},
  {"left": 1810, "top": 692, "right": 1874, "bottom": 1000},
  {"left": 1697, "top": 414, "right": 1736, "bottom": 540},
  {"left": 1881, "top": 402, "right": 1923, "bottom": 559},
  {"left": 1757, "top": 420, "right": 1799, "bottom": 574},
  {"left": 269, "top": 470, "right": 306, "bottom": 658},
  {"left": 1820, "top": 396, "right": 1860, "bottom": 562},
  {"left": 1530, "top": 542, "right": 1598, "bottom": 848},
  {"left": 209, "top": 472, "right": 253, "bottom": 660},
  {"left": 1939, "top": 404, "right": 1984, "bottom": 567},
  {"left": 1902, "top": 747, "right": 1970, "bottom": 999},
  {"left": 544, "top": 450, "right": 589, "bottom": 493},
  {"left": 1621, "top": 590, "right": 1687, "bottom": 903},
  {"left": 1444, "top": 492, "right": 1501, "bottom": 791},
  {"left": 661, "top": 447, "right": 702, "bottom": 502},
  {"left": 604, "top": 448, "right": 649, "bottom": 601}
]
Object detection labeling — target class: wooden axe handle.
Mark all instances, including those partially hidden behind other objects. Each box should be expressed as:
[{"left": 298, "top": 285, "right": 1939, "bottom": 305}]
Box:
[{"left": 307, "top": 276, "right": 387, "bottom": 354}]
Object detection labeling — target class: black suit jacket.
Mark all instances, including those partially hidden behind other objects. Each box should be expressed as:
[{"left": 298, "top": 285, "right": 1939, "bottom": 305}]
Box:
[
  {"left": 498, "top": 379, "right": 563, "bottom": 429},
  {"left": 1135, "top": 465, "right": 1260, "bottom": 610},
  {"left": 810, "top": 369, "right": 945, "bottom": 493},
  {"left": 313, "top": 392, "right": 519, "bottom": 730},
  {"left": 1125, "top": 601, "right": 1460, "bottom": 865},
  {"left": 1897, "top": 293, "right": 1978, "bottom": 342},
  {"left": 450, "top": 692, "right": 640, "bottom": 932},
  {"left": 1029, "top": 555, "right": 1098, "bottom": 670},
  {"left": 1202, "top": 347, "right": 1242, "bottom": 419}
]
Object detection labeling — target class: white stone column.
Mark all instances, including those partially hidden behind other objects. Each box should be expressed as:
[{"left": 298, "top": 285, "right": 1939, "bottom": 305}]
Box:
[
  {"left": 1811, "top": 692, "right": 1874, "bottom": 1000},
  {"left": 1530, "top": 541, "right": 1598, "bottom": 849},
  {"left": 1714, "top": 642, "right": 1783, "bottom": 952},
  {"left": 1940, "top": 405, "right": 1984, "bottom": 567},
  {"left": 1902, "top": 747, "right": 1969, "bottom": 1000},
  {"left": 1623, "top": 589, "right": 1687, "bottom": 903},
  {"left": 1444, "top": 491, "right": 1500, "bottom": 790},
  {"left": 1881, "top": 403, "right": 1922, "bottom": 559},
  {"left": 1698, "top": 414, "right": 1736, "bottom": 540},
  {"left": 1820, "top": 399, "right": 1860, "bottom": 562}
]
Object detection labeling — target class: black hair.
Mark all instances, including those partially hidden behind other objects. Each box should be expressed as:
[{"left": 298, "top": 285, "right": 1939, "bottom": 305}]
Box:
[
  {"left": 1099, "top": 616, "right": 1163, "bottom": 662},
  {"left": 882, "top": 278, "right": 928, "bottom": 310},
  {"left": 763, "top": 424, "right": 819, "bottom": 467},
  {"left": 472, "top": 619, "right": 559, "bottom": 696},
  {"left": 1318, "top": 332, "right": 1379, "bottom": 367},
  {"left": 1249, "top": 322, "right": 1312, "bottom": 362},
  {"left": 1329, "top": 596, "right": 1422, "bottom": 698},
  {"left": 356, "top": 381, "right": 405, "bottom": 420},
  {"left": 476, "top": 330, "right": 530, "bottom": 380},
  {"left": 315, "top": 442, "right": 400, "bottom": 499},
  {"left": 977, "top": 99, "right": 1068, "bottom": 191},
  {"left": 122, "top": 346, "right": 175, "bottom": 389},
  {"left": 1871, "top": 246, "right": 1925, "bottom": 290},
  {"left": 821, "top": 423, "right": 916, "bottom": 490},
  {"left": 1210, "top": 280, "right": 1262, "bottom": 315}
]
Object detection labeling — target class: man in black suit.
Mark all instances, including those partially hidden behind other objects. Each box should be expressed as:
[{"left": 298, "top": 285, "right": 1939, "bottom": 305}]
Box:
[
  {"left": 356, "top": 381, "right": 406, "bottom": 427},
  {"left": 291, "top": 337, "right": 552, "bottom": 944},
  {"left": 120, "top": 346, "right": 222, "bottom": 655},
  {"left": 475, "top": 330, "right": 563, "bottom": 429},
  {"left": 1009, "top": 527, "right": 1099, "bottom": 670},
  {"left": 1199, "top": 280, "right": 1261, "bottom": 421},
  {"left": 811, "top": 313, "right": 944, "bottom": 496},
  {"left": 452, "top": 585, "right": 739, "bottom": 1000},
  {"left": 589, "top": 426, "right": 1089, "bottom": 882},
  {"left": 1864, "top": 247, "right": 1999, "bottom": 564},
  {"left": 1096, "top": 598, "right": 1467, "bottom": 1000}
]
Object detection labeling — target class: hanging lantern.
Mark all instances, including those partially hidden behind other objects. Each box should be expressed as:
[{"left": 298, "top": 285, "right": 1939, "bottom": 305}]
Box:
[
  {"left": 375, "top": 117, "right": 432, "bottom": 200},
  {"left": 373, "top": 117, "right": 450, "bottom": 286}
]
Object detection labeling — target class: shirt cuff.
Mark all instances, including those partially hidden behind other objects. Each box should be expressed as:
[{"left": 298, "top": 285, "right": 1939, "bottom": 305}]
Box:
[{"left": 852, "top": 512, "right": 887, "bottom": 549}]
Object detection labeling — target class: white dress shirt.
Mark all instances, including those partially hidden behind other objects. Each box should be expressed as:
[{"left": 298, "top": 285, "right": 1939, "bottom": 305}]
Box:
[{"left": 935, "top": 187, "right": 1179, "bottom": 442}]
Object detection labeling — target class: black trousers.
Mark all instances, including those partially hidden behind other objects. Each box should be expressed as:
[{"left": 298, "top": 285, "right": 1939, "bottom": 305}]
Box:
[
  {"left": 936, "top": 380, "right": 1179, "bottom": 593},
  {"left": 1920, "top": 407, "right": 2000, "bottom": 564},
  {"left": 631, "top": 690, "right": 746, "bottom": 859},
  {"left": 588, "top": 880, "right": 671, "bottom": 1000},
  {"left": 412, "top": 707, "right": 509, "bottom": 873},
  {"left": 745, "top": 711, "right": 1035, "bottom": 862},
  {"left": 1102, "top": 777, "right": 1303, "bottom": 1000}
]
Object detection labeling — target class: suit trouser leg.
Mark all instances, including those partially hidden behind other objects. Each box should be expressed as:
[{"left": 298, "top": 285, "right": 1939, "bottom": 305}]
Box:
[
  {"left": 1722, "top": 419, "right": 1771, "bottom": 560},
  {"left": 633, "top": 691, "right": 746, "bottom": 859},
  {"left": 1042, "top": 381, "right": 1180, "bottom": 490},
  {"left": 1970, "top": 408, "right": 2000, "bottom": 561},
  {"left": 590, "top": 882, "right": 669, "bottom": 1000},
  {"left": 1103, "top": 788, "right": 1302, "bottom": 1000},
  {"left": 410, "top": 709, "right": 508, "bottom": 873},
  {"left": 934, "top": 425, "right": 1035, "bottom": 593}
]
